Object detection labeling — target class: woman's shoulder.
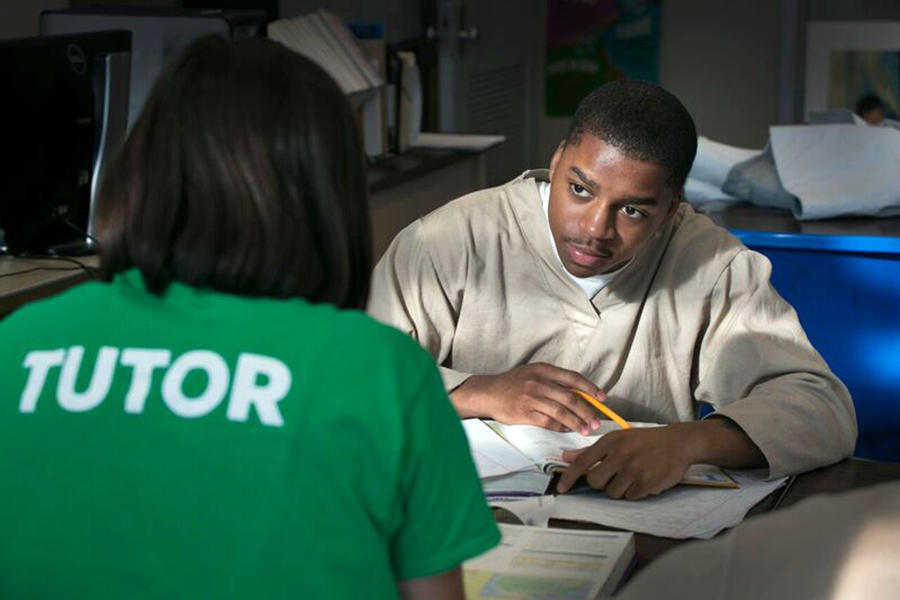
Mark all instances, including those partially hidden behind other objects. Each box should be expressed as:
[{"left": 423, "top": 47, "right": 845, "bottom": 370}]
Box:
[
  {"left": 332, "top": 308, "right": 435, "bottom": 365},
  {"left": 1, "top": 277, "right": 111, "bottom": 330}
]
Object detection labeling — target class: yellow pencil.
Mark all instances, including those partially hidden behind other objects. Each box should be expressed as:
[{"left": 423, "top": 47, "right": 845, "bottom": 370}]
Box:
[{"left": 575, "top": 390, "right": 631, "bottom": 430}]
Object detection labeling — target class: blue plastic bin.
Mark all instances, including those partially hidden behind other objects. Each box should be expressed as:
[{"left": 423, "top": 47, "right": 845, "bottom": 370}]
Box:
[{"left": 732, "top": 230, "right": 900, "bottom": 462}]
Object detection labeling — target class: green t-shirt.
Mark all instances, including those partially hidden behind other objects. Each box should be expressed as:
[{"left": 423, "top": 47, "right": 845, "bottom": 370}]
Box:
[{"left": 0, "top": 270, "right": 499, "bottom": 599}]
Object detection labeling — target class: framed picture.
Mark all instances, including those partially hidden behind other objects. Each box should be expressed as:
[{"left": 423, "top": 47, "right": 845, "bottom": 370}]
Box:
[{"left": 805, "top": 21, "right": 900, "bottom": 121}]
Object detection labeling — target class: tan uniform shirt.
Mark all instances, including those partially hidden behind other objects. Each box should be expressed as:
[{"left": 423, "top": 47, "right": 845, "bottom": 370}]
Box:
[{"left": 368, "top": 170, "right": 856, "bottom": 478}]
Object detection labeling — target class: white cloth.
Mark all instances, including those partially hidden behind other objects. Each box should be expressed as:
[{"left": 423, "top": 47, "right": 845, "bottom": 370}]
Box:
[
  {"left": 684, "top": 177, "right": 738, "bottom": 203},
  {"left": 770, "top": 125, "right": 900, "bottom": 220},
  {"left": 689, "top": 136, "right": 760, "bottom": 188}
]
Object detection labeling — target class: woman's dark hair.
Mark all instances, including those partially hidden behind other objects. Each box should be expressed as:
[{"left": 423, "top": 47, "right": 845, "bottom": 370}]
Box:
[
  {"left": 95, "top": 36, "right": 371, "bottom": 309},
  {"left": 565, "top": 79, "right": 698, "bottom": 191}
]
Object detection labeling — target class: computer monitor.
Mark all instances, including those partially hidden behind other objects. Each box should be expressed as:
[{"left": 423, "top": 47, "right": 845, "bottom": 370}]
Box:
[
  {"left": 0, "top": 31, "right": 130, "bottom": 256},
  {"left": 42, "top": 8, "right": 267, "bottom": 131}
]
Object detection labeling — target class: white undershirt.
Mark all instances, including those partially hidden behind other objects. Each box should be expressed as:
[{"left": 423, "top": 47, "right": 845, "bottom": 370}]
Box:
[{"left": 538, "top": 181, "right": 629, "bottom": 299}]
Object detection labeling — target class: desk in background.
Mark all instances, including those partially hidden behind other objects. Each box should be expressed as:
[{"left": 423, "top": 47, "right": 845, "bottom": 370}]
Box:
[
  {"left": 0, "top": 255, "right": 99, "bottom": 319},
  {"left": 368, "top": 146, "right": 491, "bottom": 260},
  {"left": 695, "top": 202, "right": 900, "bottom": 462}
]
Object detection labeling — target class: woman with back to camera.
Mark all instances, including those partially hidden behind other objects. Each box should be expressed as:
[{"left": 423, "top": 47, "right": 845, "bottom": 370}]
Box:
[{"left": 0, "top": 36, "right": 498, "bottom": 599}]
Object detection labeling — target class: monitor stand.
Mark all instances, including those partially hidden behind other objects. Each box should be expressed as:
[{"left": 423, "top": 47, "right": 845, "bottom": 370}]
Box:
[{"left": 48, "top": 238, "right": 96, "bottom": 257}]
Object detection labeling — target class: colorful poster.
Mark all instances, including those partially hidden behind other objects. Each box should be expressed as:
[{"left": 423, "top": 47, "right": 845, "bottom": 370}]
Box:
[
  {"left": 546, "top": 0, "right": 660, "bottom": 116},
  {"left": 828, "top": 50, "right": 899, "bottom": 120}
]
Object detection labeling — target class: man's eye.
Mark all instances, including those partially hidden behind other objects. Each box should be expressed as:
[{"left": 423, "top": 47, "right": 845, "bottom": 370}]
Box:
[
  {"left": 570, "top": 183, "right": 590, "bottom": 198},
  {"left": 622, "top": 205, "right": 645, "bottom": 219}
]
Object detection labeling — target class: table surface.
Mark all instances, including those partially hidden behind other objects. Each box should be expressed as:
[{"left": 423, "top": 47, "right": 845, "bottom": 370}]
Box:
[
  {"left": 0, "top": 255, "right": 99, "bottom": 317},
  {"left": 693, "top": 200, "right": 900, "bottom": 238},
  {"left": 367, "top": 147, "right": 486, "bottom": 195},
  {"left": 496, "top": 458, "right": 900, "bottom": 574}
]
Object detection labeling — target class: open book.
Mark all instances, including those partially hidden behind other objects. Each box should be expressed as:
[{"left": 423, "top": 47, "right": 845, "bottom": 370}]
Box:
[
  {"left": 465, "top": 524, "right": 635, "bottom": 599},
  {"left": 472, "top": 420, "right": 738, "bottom": 496}
]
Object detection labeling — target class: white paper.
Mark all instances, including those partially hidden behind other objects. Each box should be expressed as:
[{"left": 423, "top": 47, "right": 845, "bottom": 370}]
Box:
[
  {"left": 770, "top": 124, "right": 900, "bottom": 219},
  {"left": 488, "top": 421, "right": 651, "bottom": 473},
  {"left": 413, "top": 132, "right": 506, "bottom": 151},
  {"left": 397, "top": 51, "right": 422, "bottom": 151},
  {"left": 689, "top": 135, "right": 760, "bottom": 186},
  {"left": 490, "top": 496, "right": 556, "bottom": 528},
  {"left": 552, "top": 470, "right": 786, "bottom": 539},
  {"left": 463, "top": 419, "right": 535, "bottom": 478}
]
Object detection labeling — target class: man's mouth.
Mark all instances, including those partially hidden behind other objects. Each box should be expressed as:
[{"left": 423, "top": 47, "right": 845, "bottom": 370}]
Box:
[{"left": 564, "top": 242, "right": 613, "bottom": 268}]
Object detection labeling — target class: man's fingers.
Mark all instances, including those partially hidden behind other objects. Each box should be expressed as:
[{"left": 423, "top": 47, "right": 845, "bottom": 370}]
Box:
[
  {"left": 602, "top": 471, "right": 634, "bottom": 499},
  {"left": 539, "top": 384, "right": 601, "bottom": 433},
  {"left": 561, "top": 447, "right": 587, "bottom": 463},
  {"left": 557, "top": 442, "right": 607, "bottom": 492},
  {"left": 625, "top": 483, "right": 652, "bottom": 501},
  {"left": 582, "top": 454, "right": 620, "bottom": 492},
  {"left": 522, "top": 410, "right": 568, "bottom": 432},
  {"left": 535, "top": 363, "right": 608, "bottom": 403},
  {"left": 531, "top": 395, "right": 593, "bottom": 434}
]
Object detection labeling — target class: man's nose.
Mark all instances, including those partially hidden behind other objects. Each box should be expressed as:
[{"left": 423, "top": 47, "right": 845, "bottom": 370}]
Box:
[{"left": 580, "top": 203, "right": 616, "bottom": 240}]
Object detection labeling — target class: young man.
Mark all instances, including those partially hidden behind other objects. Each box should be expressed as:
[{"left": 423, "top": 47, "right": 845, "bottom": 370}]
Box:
[{"left": 368, "top": 80, "right": 856, "bottom": 500}]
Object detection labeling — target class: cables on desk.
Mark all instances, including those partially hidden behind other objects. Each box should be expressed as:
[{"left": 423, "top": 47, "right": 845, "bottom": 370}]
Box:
[{"left": 0, "top": 254, "right": 99, "bottom": 280}]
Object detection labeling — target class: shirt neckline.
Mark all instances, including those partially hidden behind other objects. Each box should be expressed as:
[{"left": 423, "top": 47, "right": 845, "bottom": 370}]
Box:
[{"left": 537, "top": 181, "right": 631, "bottom": 299}]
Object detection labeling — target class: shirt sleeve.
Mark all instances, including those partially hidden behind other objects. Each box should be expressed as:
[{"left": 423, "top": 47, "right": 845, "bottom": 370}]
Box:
[
  {"left": 390, "top": 357, "right": 500, "bottom": 580},
  {"left": 368, "top": 220, "right": 474, "bottom": 392},
  {"left": 695, "top": 250, "right": 857, "bottom": 478}
]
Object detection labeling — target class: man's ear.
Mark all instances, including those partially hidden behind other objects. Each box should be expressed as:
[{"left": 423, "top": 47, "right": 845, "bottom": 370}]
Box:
[
  {"left": 665, "top": 188, "right": 684, "bottom": 221},
  {"left": 549, "top": 141, "right": 566, "bottom": 178}
]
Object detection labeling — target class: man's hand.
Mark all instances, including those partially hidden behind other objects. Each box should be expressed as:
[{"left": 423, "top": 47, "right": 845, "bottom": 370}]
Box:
[
  {"left": 556, "top": 418, "right": 767, "bottom": 500},
  {"left": 450, "top": 363, "right": 606, "bottom": 434}
]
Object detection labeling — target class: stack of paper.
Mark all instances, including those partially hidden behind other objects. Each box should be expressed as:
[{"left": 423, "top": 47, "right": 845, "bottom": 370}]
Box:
[
  {"left": 551, "top": 470, "right": 786, "bottom": 539},
  {"left": 464, "top": 524, "right": 636, "bottom": 599},
  {"left": 267, "top": 10, "right": 383, "bottom": 94},
  {"left": 463, "top": 418, "right": 784, "bottom": 539},
  {"left": 413, "top": 133, "right": 506, "bottom": 152}
]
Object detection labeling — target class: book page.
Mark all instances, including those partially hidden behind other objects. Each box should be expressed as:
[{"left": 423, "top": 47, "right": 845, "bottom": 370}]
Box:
[
  {"left": 487, "top": 421, "right": 638, "bottom": 472},
  {"left": 682, "top": 464, "right": 739, "bottom": 488},
  {"left": 489, "top": 421, "right": 738, "bottom": 486},
  {"left": 464, "top": 524, "right": 635, "bottom": 599},
  {"left": 462, "top": 419, "right": 535, "bottom": 478}
]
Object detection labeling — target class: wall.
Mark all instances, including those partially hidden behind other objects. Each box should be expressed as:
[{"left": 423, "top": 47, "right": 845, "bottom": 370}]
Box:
[
  {"left": 808, "top": 0, "right": 900, "bottom": 20},
  {"left": 539, "top": 0, "right": 900, "bottom": 164},
  {"left": 540, "top": 0, "right": 781, "bottom": 162},
  {"left": 0, "top": 0, "right": 70, "bottom": 40},
  {"left": 658, "top": 0, "right": 780, "bottom": 149}
]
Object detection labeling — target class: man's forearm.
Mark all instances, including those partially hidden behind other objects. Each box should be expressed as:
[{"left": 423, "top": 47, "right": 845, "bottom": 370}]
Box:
[
  {"left": 449, "top": 376, "right": 487, "bottom": 419},
  {"left": 684, "top": 417, "right": 767, "bottom": 469}
]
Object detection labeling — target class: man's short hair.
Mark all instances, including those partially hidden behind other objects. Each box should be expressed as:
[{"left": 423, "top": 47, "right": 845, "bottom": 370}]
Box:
[
  {"left": 856, "top": 94, "right": 884, "bottom": 117},
  {"left": 565, "top": 79, "right": 698, "bottom": 190}
]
